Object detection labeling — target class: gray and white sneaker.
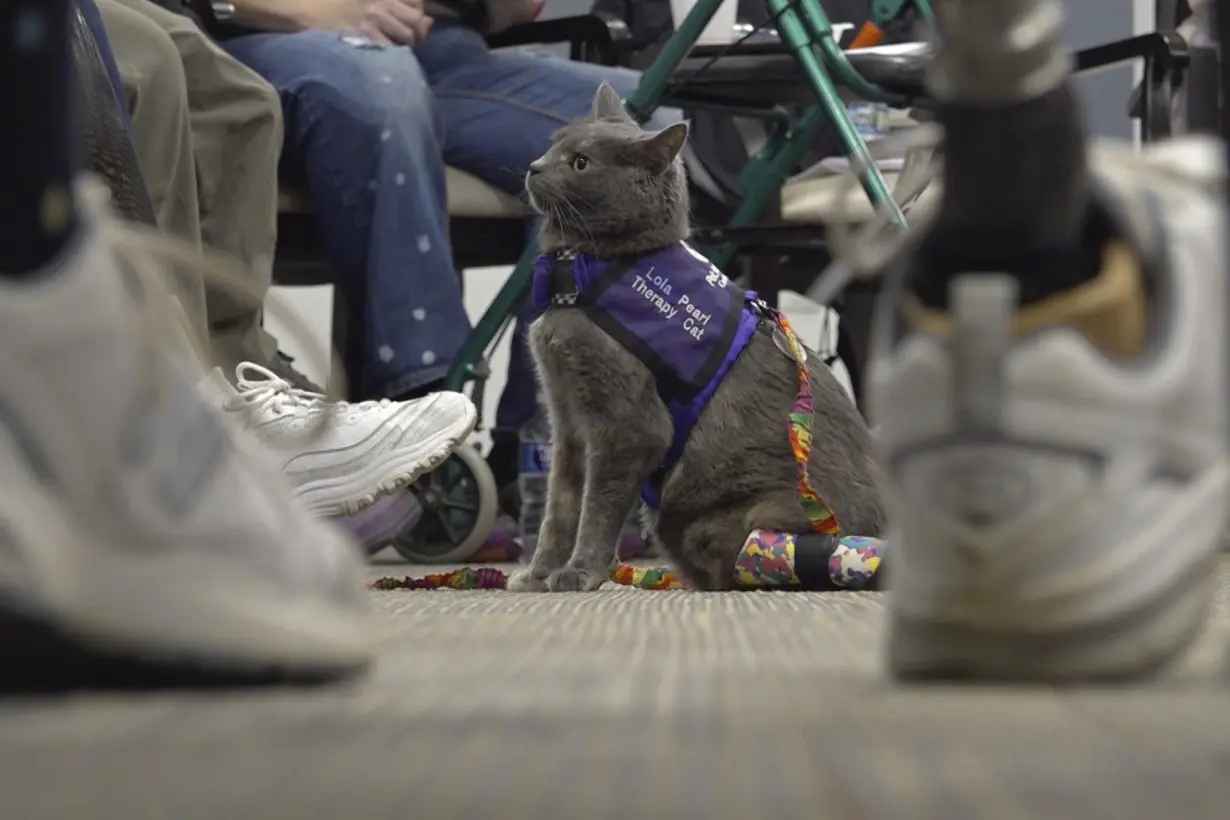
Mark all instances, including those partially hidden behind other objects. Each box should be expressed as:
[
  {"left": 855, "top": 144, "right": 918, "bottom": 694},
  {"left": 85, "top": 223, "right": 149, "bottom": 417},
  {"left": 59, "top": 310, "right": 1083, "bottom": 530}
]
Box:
[
  {"left": 200, "top": 363, "right": 477, "bottom": 517},
  {"left": 0, "top": 182, "right": 373, "bottom": 688},
  {"left": 871, "top": 137, "right": 1230, "bottom": 682}
]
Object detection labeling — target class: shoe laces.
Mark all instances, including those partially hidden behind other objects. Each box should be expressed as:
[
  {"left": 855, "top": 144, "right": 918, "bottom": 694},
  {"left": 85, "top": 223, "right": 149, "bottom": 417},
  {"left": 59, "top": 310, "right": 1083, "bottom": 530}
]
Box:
[
  {"left": 227, "top": 362, "right": 394, "bottom": 420},
  {"left": 82, "top": 177, "right": 349, "bottom": 444}
]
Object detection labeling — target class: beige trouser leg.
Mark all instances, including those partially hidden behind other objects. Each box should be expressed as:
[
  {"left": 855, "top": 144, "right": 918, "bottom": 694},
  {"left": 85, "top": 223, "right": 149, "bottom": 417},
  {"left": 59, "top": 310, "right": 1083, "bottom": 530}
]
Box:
[
  {"left": 104, "top": 0, "right": 283, "bottom": 374},
  {"left": 97, "top": 0, "right": 209, "bottom": 348}
]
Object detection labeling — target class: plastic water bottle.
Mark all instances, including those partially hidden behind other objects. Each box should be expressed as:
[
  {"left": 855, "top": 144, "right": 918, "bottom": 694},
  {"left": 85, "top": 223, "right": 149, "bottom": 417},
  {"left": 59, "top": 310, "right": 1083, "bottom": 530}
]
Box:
[
  {"left": 847, "top": 102, "right": 887, "bottom": 141},
  {"left": 517, "top": 402, "right": 552, "bottom": 560}
]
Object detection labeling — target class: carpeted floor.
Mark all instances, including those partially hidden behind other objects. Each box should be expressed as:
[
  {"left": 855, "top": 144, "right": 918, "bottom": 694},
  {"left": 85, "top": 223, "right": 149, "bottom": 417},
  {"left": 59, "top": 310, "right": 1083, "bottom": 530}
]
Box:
[{"left": 1, "top": 559, "right": 1229, "bottom": 819}]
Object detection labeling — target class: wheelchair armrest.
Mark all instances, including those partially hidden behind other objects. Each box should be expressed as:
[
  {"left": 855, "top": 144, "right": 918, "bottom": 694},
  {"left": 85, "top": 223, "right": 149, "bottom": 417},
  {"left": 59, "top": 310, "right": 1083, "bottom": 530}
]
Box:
[
  {"left": 1074, "top": 31, "right": 1189, "bottom": 142},
  {"left": 1073, "top": 30, "right": 1189, "bottom": 74},
  {"left": 485, "top": 13, "right": 632, "bottom": 64}
]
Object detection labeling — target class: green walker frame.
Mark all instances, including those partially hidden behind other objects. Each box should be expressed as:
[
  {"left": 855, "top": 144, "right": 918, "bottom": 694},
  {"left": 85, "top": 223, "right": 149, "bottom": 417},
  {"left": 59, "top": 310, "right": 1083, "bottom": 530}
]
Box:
[
  {"left": 443, "top": 0, "right": 931, "bottom": 394},
  {"left": 398, "top": 0, "right": 932, "bottom": 562}
]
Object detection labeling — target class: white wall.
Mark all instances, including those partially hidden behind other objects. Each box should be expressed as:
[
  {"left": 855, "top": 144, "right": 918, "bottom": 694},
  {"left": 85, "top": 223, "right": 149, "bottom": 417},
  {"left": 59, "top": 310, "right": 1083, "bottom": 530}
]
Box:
[{"left": 1133, "top": 0, "right": 1157, "bottom": 35}]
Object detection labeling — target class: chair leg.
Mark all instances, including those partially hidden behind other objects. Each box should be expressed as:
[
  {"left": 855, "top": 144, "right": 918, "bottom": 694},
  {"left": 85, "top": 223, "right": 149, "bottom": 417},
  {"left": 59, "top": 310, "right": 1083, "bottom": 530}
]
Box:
[
  {"left": 835, "top": 314, "right": 864, "bottom": 414},
  {"left": 326, "top": 276, "right": 371, "bottom": 403},
  {"left": 748, "top": 253, "right": 781, "bottom": 310},
  {"left": 744, "top": 187, "right": 784, "bottom": 309},
  {"left": 836, "top": 292, "right": 875, "bottom": 414},
  {"left": 328, "top": 286, "right": 352, "bottom": 400}
]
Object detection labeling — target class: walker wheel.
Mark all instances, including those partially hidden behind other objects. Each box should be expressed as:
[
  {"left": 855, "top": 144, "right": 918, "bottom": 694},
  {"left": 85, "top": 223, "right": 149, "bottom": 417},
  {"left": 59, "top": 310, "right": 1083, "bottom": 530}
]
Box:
[{"left": 390, "top": 444, "right": 499, "bottom": 564}]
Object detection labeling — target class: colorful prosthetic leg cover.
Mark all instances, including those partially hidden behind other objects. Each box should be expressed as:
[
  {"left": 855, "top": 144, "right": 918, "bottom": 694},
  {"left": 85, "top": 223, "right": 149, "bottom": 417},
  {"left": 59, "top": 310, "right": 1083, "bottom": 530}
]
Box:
[{"left": 733, "top": 529, "right": 886, "bottom": 590}]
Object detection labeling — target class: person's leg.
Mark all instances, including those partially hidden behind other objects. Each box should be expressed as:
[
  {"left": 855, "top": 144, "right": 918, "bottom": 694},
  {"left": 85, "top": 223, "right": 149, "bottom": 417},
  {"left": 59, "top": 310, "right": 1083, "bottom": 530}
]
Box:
[
  {"left": 74, "top": 0, "right": 131, "bottom": 133},
  {"left": 224, "top": 31, "right": 468, "bottom": 399},
  {"left": 106, "top": 6, "right": 483, "bottom": 520},
  {"left": 0, "top": 0, "right": 372, "bottom": 685},
  {"left": 96, "top": 0, "right": 209, "bottom": 340},
  {"left": 416, "top": 24, "right": 682, "bottom": 197},
  {"left": 112, "top": 0, "right": 283, "bottom": 376}
]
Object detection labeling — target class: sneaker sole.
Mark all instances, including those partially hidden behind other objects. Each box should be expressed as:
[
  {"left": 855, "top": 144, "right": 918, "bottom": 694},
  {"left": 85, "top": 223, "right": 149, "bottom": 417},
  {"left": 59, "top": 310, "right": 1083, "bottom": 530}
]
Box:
[
  {"left": 887, "top": 461, "right": 1229, "bottom": 683},
  {"left": 888, "top": 555, "right": 1217, "bottom": 684},
  {"left": 292, "top": 402, "right": 479, "bottom": 517},
  {"left": 0, "top": 598, "right": 368, "bottom": 692},
  {"left": 0, "top": 495, "right": 372, "bottom": 691},
  {"left": 0, "top": 571, "right": 372, "bottom": 692}
]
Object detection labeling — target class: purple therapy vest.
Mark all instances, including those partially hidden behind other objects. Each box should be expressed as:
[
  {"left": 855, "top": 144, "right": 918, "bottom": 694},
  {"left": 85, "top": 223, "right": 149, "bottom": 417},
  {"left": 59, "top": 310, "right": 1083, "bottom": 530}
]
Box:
[{"left": 531, "top": 243, "right": 764, "bottom": 508}]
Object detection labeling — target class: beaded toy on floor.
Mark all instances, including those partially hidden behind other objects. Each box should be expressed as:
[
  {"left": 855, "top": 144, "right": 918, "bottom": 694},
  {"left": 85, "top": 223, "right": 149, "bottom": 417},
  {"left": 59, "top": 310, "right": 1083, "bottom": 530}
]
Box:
[
  {"left": 368, "top": 530, "right": 886, "bottom": 591},
  {"left": 369, "top": 562, "right": 686, "bottom": 590}
]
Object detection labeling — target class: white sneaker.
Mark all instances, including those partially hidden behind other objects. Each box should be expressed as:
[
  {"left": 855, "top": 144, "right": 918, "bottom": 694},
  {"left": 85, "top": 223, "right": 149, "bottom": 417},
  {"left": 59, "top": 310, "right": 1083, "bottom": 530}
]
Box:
[
  {"left": 870, "top": 137, "right": 1230, "bottom": 682},
  {"left": 0, "top": 180, "right": 373, "bottom": 686},
  {"left": 200, "top": 363, "right": 477, "bottom": 517}
]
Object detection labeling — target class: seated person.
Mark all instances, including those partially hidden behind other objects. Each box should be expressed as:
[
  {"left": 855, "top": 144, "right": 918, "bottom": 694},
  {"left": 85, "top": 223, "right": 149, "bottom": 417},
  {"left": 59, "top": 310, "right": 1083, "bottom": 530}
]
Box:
[
  {"left": 178, "top": 0, "right": 682, "bottom": 490},
  {"left": 92, "top": 0, "right": 481, "bottom": 519},
  {"left": 97, "top": 0, "right": 290, "bottom": 380}
]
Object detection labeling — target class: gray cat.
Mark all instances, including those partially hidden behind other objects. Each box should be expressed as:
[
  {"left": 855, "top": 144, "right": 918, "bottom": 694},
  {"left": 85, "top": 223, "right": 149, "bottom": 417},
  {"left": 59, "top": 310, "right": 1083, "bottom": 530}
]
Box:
[{"left": 508, "top": 83, "right": 885, "bottom": 592}]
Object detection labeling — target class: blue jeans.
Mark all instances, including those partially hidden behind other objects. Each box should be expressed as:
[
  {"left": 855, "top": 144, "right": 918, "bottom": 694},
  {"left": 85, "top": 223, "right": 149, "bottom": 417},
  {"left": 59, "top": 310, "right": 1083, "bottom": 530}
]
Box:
[{"left": 224, "top": 24, "right": 677, "bottom": 426}]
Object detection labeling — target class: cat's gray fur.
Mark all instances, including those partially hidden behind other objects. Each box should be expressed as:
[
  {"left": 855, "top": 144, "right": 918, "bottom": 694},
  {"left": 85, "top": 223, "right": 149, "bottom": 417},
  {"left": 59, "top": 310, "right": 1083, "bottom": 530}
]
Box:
[{"left": 508, "top": 83, "right": 885, "bottom": 592}]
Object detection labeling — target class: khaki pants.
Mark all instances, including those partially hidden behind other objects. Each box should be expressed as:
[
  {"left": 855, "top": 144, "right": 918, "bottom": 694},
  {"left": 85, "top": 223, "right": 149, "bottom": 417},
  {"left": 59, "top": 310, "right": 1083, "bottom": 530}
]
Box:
[{"left": 97, "top": 0, "right": 282, "bottom": 373}]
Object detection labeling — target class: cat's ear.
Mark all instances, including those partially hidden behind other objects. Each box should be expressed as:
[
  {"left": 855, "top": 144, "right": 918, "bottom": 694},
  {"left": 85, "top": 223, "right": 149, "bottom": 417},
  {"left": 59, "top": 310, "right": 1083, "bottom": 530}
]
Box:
[
  {"left": 590, "top": 82, "right": 630, "bottom": 122},
  {"left": 632, "top": 122, "right": 689, "bottom": 175}
]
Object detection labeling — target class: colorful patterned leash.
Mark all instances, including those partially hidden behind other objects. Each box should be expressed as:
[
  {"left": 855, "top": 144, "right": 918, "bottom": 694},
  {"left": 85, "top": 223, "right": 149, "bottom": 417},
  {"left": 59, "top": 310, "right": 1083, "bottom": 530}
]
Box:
[
  {"left": 369, "top": 562, "right": 687, "bottom": 591},
  {"left": 726, "top": 312, "right": 887, "bottom": 590},
  {"left": 771, "top": 311, "right": 843, "bottom": 536}
]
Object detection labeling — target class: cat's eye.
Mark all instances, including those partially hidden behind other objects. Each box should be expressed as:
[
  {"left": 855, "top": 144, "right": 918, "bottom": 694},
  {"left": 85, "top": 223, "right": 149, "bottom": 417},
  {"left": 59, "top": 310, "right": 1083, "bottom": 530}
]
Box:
[{"left": 570, "top": 155, "right": 590, "bottom": 171}]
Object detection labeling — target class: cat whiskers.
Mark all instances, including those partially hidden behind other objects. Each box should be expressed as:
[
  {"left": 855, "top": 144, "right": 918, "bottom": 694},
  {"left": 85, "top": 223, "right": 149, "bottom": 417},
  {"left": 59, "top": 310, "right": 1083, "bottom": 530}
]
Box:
[
  {"left": 551, "top": 201, "right": 593, "bottom": 248},
  {"left": 554, "top": 196, "right": 598, "bottom": 249},
  {"left": 538, "top": 196, "right": 576, "bottom": 233}
]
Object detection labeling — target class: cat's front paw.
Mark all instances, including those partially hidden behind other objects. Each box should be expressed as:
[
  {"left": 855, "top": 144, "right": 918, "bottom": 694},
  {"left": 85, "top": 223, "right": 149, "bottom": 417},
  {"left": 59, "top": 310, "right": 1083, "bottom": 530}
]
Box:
[
  {"left": 546, "top": 564, "right": 608, "bottom": 592},
  {"left": 507, "top": 569, "right": 549, "bottom": 592}
]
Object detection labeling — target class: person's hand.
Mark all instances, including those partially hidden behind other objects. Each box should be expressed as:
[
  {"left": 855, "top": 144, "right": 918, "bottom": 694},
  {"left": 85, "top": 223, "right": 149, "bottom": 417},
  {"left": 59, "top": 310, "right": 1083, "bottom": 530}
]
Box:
[
  {"left": 356, "top": 0, "right": 433, "bottom": 45},
  {"left": 291, "top": 0, "right": 432, "bottom": 45}
]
